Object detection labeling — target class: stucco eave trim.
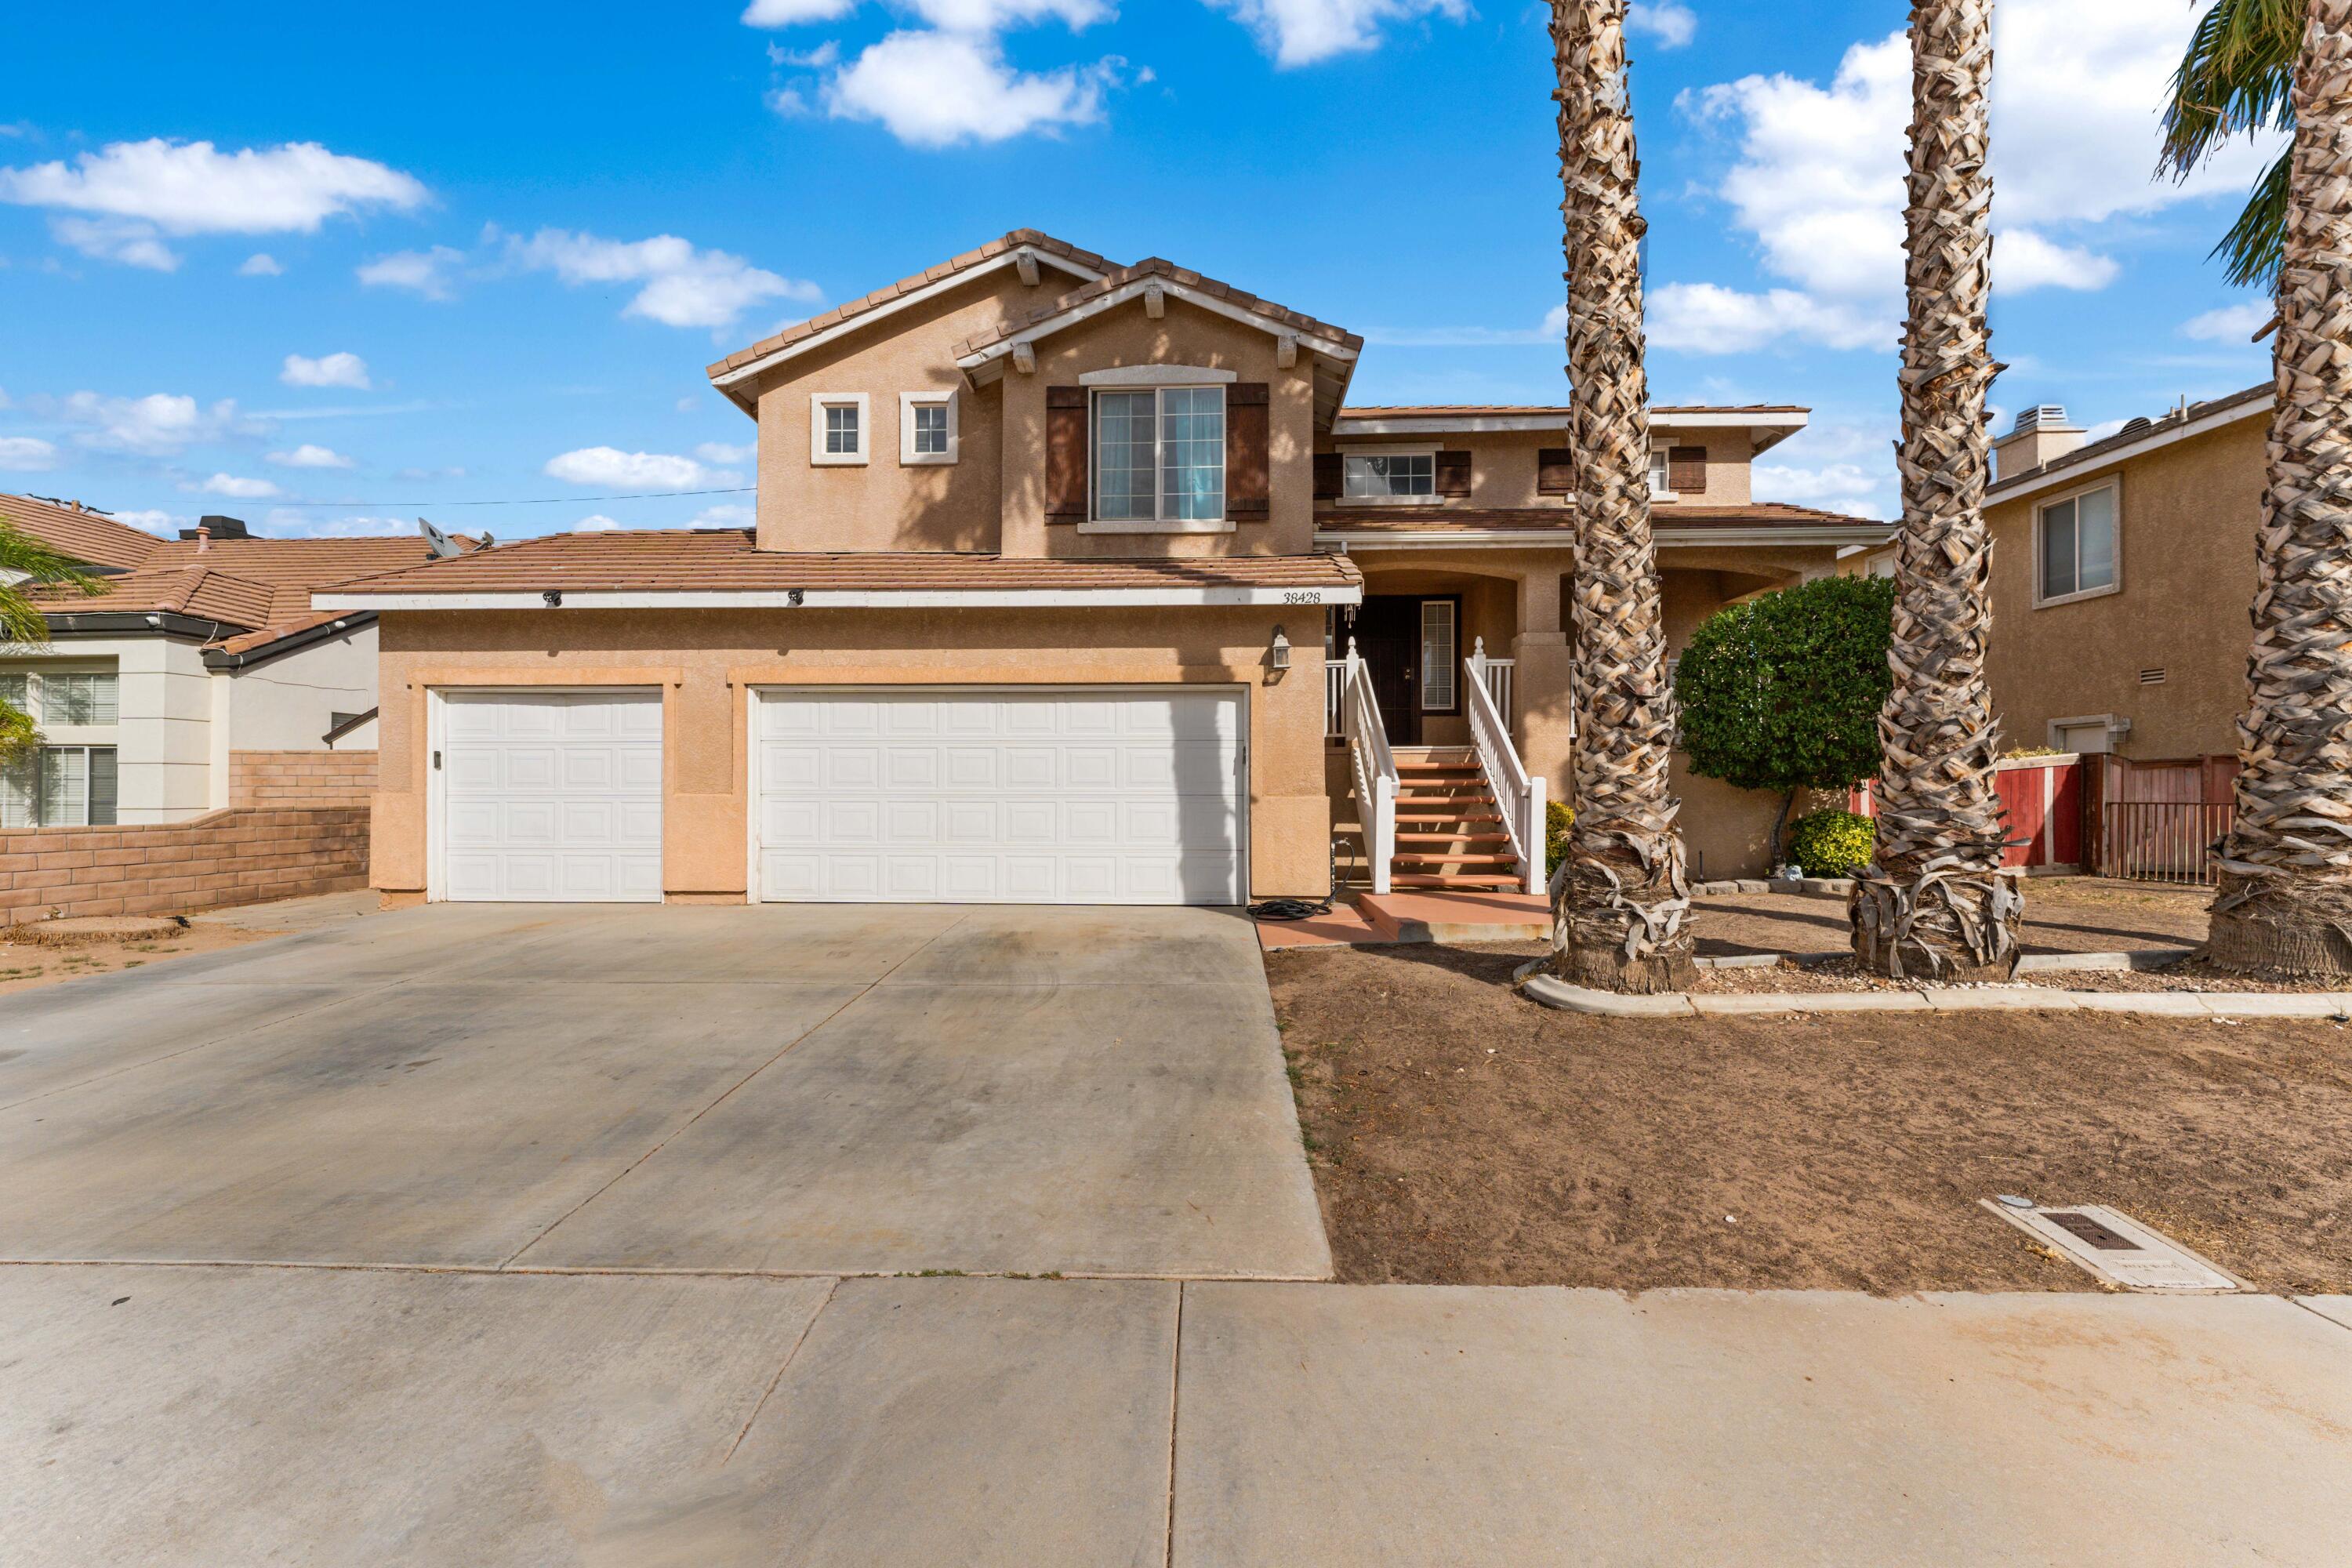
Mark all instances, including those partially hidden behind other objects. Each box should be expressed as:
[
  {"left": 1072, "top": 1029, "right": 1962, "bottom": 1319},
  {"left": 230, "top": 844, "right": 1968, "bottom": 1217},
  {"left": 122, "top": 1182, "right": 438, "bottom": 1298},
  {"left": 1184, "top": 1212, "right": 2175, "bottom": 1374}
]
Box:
[
  {"left": 955, "top": 278, "right": 1360, "bottom": 373},
  {"left": 314, "top": 585, "right": 1364, "bottom": 612},
  {"left": 709, "top": 249, "right": 1105, "bottom": 396},
  {"left": 1987, "top": 392, "right": 2273, "bottom": 505},
  {"left": 1316, "top": 527, "right": 1892, "bottom": 550}
]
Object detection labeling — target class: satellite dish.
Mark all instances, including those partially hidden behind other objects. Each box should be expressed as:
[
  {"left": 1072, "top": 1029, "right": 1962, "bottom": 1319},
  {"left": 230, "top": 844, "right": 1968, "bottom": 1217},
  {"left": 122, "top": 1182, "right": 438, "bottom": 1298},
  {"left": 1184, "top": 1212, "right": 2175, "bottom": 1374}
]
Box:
[{"left": 417, "top": 517, "right": 459, "bottom": 558}]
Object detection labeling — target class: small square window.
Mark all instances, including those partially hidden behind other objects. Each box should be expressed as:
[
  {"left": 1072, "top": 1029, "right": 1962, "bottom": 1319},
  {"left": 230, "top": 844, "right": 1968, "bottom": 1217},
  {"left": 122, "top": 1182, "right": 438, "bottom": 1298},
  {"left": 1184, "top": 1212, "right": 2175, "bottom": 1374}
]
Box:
[
  {"left": 810, "top": 393, "right": 871, "bottom": 465},
  {"left": 913, "top": 404, "right": 948, "bottom": 454},
  {"left": 825, "top": 404, "right": 859, "bottom": 454}
]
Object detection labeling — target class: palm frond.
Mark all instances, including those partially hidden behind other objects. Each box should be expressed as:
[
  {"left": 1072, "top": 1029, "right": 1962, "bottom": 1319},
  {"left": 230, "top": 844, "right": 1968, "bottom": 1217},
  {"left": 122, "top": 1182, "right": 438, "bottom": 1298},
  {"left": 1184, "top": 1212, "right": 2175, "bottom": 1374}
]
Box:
[
  {"left": 0, "top": 519, "right": 107, "bottom": 652},
  {"left": 2159, "top": 0, "right": 2302, "bottom": 287}
]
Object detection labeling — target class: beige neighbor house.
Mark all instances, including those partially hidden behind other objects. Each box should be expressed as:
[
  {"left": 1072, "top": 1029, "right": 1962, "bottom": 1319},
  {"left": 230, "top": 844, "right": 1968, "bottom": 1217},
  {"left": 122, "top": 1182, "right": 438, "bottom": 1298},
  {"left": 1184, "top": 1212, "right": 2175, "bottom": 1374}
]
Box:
[
  {"left": 3, "top": 492, "right": 461, "bottom": 827},
  {"left": 314, "top": 230, "right": 1889, "bottom": 909},
  {"left": 1973, "top": 389, "right": 2267, "bottom": 764}
]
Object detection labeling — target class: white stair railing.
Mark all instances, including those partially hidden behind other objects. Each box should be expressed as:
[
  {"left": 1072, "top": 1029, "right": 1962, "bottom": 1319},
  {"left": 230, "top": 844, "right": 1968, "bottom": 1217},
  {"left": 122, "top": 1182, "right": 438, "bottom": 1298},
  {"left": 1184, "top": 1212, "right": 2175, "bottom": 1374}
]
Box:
[
  {"left": 1465, "top": 637, "right": 1546, "bottom": 895},
  {"left": 1479, "top": 655, "right": 1514, "bottom": 729},
  {"left": 1340, "top": 639, "right": 1398, "bottom": 895}
]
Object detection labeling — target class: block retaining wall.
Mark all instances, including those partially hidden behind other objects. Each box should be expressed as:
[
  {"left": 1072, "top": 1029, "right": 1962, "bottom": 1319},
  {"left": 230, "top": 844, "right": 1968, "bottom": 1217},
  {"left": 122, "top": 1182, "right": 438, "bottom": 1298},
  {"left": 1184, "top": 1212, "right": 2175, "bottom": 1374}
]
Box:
[
  {"left": 230, "top": 750, "right": 378, "bottom": 808},
  {"left": 0, "top": 808, "right": 369, "bottom": 923}
]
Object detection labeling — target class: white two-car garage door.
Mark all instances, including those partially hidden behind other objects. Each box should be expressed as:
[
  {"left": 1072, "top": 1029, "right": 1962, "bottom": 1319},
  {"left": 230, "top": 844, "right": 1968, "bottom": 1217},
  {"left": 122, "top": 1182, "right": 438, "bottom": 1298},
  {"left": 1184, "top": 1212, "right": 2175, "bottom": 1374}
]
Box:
[
  {"left": 755, "top": 688, "right": 1244, "bottom": 905},
  {"left": 439, "top": 690, "right": 663, "bottom": 902}
]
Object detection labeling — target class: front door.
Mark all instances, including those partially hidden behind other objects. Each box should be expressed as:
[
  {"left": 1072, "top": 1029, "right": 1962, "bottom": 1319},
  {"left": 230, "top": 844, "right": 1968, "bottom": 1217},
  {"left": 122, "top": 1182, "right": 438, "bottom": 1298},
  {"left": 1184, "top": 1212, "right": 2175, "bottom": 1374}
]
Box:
[{"left": 1352, "top": 595, "right": 1421, "bottom": 745}]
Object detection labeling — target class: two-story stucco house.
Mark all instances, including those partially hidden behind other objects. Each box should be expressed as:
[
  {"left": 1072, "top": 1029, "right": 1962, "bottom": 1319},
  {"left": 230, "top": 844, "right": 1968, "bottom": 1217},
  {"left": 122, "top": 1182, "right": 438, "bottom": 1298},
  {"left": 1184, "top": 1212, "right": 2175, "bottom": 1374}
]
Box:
[
  {"left": 4, "top": 492, "right": 459, "bottom": 827},
  {"left": 316, "top": 231, "right": 1888, "bottom": 906}
]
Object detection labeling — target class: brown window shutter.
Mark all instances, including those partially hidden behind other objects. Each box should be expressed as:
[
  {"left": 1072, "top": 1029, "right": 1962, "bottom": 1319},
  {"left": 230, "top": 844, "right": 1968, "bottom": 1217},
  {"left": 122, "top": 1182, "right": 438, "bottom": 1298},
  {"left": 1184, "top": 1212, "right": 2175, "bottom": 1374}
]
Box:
[
  {"left": 1226, "top": 382, "right": 1269, "bottom": 519},
  {"left": 1668, "top": 445, "right": 1707, "bottom": 495},
  {"left": 1046, "top": 386, "right": 1087, "bottom": 520},
  {"left": 1314, "top": 452, "right": 1343, "bottom": 499},
  {"left": 1435, "top": 449, "right": 1472, "bottom": 498},
  {"left": 1536, "top": 447, "right": 1573, "bottom": 496}
]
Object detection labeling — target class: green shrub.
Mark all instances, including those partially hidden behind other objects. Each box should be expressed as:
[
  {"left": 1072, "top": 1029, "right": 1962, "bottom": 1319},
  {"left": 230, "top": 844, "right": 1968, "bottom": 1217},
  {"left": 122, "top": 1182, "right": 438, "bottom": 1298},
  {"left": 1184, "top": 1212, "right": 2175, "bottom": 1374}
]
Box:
[
  {"left": 1544, "top": 799, "right": 1575, "bottom": 875},
  {"left": 1787, "top": 808, "right": 1875, "bottom": 877}
]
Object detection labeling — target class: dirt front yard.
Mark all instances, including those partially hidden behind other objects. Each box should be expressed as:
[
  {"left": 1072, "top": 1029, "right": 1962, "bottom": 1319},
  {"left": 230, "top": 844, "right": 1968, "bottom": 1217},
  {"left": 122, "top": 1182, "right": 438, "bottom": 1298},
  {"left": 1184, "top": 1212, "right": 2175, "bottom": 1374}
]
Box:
[{"left": 1268, "top": 941, "right": 2352, "bottom": 1296}]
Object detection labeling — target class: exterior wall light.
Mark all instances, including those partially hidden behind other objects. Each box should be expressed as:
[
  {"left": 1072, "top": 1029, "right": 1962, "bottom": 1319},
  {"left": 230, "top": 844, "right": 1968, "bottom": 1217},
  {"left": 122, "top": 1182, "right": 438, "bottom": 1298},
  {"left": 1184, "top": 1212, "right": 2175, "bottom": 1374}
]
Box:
[
  {"left": 1270, "top": 626, "right": 1292, "bottom": 670},
  {"left": 543, "top": 590, "right": 563, "bottom": 608}
]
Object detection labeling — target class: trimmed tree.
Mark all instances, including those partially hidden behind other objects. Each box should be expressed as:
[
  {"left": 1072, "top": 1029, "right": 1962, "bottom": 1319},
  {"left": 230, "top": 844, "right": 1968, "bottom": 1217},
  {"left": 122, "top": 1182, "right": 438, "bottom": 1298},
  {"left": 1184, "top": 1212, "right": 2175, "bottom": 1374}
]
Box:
[{"left": 1675, "top": 575, "right": 1895, "bottom": 869}]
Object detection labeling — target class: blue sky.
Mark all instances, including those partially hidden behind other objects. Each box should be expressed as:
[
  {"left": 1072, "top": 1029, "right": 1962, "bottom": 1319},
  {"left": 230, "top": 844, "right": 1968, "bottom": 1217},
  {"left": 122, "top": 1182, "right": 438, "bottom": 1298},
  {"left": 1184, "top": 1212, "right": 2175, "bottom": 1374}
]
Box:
[{"left": 0, "top": 0, "right": 2281, "bottom": 538}]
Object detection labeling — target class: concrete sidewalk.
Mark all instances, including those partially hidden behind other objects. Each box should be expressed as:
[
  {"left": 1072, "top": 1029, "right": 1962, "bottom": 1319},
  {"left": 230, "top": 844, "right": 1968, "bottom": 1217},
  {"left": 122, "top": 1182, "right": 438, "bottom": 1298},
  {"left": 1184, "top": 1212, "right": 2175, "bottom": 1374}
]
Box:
[{"left": 5, "top": 1270, "right": 2346, "bottom": 1566}]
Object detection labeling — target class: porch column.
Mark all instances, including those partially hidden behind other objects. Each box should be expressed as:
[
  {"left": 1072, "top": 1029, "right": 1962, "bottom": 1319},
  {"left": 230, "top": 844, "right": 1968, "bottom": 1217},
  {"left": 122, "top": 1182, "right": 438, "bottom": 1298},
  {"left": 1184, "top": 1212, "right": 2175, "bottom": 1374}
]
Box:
[{"left": 1511, "top": 569, "right": 1574, "bottom": 804}]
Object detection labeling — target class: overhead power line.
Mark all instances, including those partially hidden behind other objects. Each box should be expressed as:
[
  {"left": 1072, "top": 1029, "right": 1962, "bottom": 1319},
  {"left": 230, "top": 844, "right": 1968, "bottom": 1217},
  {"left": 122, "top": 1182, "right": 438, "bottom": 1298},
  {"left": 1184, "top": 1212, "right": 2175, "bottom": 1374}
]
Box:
[{"left": 260, "top": 486, "right": 757, "bottom": 509}]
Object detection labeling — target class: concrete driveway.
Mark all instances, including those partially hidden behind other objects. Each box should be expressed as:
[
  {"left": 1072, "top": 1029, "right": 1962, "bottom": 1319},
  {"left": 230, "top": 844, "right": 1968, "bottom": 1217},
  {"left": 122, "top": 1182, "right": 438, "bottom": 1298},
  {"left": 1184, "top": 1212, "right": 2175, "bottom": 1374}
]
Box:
[
  {"left": 6, "top": 903, "right": 2349, "bottom": 1565},
  {"left": 0, "top": 902, "right": 1330, "bottom": 1279}
]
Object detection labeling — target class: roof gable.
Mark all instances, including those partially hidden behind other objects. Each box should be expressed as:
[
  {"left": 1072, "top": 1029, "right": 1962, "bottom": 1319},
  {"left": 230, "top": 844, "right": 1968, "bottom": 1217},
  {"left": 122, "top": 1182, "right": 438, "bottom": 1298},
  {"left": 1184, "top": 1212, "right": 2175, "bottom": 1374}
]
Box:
[{"left": 705, "top": 230, "right": 1110, "bottom": 407}]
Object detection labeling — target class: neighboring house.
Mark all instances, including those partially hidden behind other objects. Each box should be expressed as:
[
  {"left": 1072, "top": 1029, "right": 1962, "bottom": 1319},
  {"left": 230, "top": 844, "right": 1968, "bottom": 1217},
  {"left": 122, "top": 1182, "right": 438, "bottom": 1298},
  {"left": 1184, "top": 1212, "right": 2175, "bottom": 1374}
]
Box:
[
  {"left": 316, "top": 230, "right": 1887, "bottom": 907},
  {"left": 1976, "top": 389, "right": 2267, "bottom": 763},
  {"left": 2, "top": 492, "right": 456, "bottom": 826}
]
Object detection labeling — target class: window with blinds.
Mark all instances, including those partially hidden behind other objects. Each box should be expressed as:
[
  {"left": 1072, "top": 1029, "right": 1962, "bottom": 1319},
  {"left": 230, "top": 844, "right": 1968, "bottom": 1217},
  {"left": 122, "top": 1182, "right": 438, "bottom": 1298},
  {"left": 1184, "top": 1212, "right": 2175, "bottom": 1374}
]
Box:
[
  {"left": 0, "top": 746, "right": 117, "bottom": 827},
  {"left": 0, "top": 670, "right": 120, "bottom": 727}
]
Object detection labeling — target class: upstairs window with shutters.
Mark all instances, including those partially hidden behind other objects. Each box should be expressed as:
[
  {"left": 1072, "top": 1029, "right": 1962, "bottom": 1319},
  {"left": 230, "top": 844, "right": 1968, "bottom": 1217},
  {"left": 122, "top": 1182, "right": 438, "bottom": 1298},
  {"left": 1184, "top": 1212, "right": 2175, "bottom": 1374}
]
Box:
[
  {"left": 1090, "top": 386, "right": 1225, "bottom": 524},
  {"left": 1342, "top": 450, "right": 1436, "bottom": 499}
]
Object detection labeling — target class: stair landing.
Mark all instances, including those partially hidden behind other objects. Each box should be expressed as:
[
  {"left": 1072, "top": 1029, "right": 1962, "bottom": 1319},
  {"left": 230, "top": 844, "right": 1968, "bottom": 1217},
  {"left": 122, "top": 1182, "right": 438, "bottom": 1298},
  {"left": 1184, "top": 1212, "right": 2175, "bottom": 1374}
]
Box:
[{"left": 1254, "top": 889, "right": 1553, "bottom": 950}]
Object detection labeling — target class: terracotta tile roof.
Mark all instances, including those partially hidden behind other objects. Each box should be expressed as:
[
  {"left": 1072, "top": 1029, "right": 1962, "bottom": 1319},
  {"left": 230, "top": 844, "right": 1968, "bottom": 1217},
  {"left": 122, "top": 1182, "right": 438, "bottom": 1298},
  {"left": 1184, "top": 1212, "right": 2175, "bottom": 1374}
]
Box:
[
  {"left": 24, "top": 529, "right": 459, "bottom": 657},
  {"left": 953, "top": 256, "right": 1363, "bottom": 361},
  {"left": 315, "top": 528, "right": 1364, "bottom": 597},
  {"left": 706, "top": 230, "right": 1114, "bottom": 382},
  {"left": 1316, "top": 503, "right": 1886, "bottom": 533},
  {"left": 1985, "top": 380, "right": 2270, "bottom": 495},
  {"left": 0, "top": 492, "right": 165, "bottom": 571}
]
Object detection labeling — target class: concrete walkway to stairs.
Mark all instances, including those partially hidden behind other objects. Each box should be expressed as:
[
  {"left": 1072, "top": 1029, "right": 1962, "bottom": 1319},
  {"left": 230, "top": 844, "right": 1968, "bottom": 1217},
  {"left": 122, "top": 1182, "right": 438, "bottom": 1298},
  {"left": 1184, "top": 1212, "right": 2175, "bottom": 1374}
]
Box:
[{"left": 2, "top": 902, "right": 2347, "bottom": 1564}]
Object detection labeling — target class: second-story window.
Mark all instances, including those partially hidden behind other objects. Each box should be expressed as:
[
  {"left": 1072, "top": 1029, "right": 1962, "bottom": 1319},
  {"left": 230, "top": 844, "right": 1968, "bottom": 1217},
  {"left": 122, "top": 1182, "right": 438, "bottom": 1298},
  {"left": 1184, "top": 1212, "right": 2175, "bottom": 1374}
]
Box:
[
  {"left": 1344, "top": 452, "right": 1436, "bottom": 499},
  {"left": 1093, "top": 386, "right": 1225, "bottom": 524},
  {"left": 809, "top": 393, "right": 871, "bottom": 466},
  {"left": 899, "top": 390, "right": 958, "bottom": 466},
  {"left": 826, "top": 405, "right": 858, "bottom": 454},
  {"left": 1646, "top": 447, "right": 1670, "bottom": 496},
  {"left": 2038, "top": 481, "right": 2118, "bottom": 603}
]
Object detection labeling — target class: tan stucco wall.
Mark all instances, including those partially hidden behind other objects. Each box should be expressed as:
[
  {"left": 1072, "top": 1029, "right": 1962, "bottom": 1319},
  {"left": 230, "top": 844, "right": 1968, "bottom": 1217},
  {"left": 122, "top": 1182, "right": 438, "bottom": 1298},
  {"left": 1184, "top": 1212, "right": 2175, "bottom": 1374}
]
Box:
[
  {"left": 749, "top": 267, "right": 1051, "bottom": 554},
  {"left": 1000, "top": 299, "right": 1321, "bottom": 559},
  {"left": 1984, "top": 416, "right": 2263, "bottom": 760},
  {"left": 368, "top": 606, "right": 1329, "bottom": 903}
]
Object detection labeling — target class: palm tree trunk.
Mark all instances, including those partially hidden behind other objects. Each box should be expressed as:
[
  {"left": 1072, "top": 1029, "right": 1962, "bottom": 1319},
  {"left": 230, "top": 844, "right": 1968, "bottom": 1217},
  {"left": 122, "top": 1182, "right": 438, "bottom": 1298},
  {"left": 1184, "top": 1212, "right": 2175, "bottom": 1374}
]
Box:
[
  {"left": 1546, "top": 0, "right": 1695, "bottom": 994},
  {"left": 2209, "top": 0, "right": 2352, "bottom": 975},
  {"left": 1849, "top": 0, "right": 2024, "bottom": 982}
]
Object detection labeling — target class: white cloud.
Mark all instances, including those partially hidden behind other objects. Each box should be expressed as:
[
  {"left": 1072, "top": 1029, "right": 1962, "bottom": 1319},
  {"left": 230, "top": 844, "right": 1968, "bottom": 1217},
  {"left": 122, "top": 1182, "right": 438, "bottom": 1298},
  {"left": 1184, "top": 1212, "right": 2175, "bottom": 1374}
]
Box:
[
  {"left": 1627, "top": 1, "right": 1696, "bottom": 49},
  {"left": 908, "top": 0, "right": 1112, "bottom": 31},
  {"left": 543, "top": 447, "right": 735, "bottom": 488},
  {"left": 0, "top": 139, "right": 426, "bottom": 237},
  {"left": 1752, "top": 461, "right": 1886, "bottom": 507},
  {"left": 575, "top": 513, "right": 624, "bottom": 532},
  {"left": 268, "top": 443, "right": 355, "bottom": 469},
  {"left": 695, "top": 441, "right": 757, "bottom": 464},
  {"left": 198, "top": 473, "right": 281, "bottom": 499},
  {"left": 2182, "top": 300, "right": 2274, "bottom": 342},
  {"left": 769, "top": 40, "right": 841, "bottom": 67},
  {"left": 57, "top": 390, "right": 241, "bottom": 455},
  {"left": 1649, "top": 282, "right": 1891, "bottom": 354},
  {"left": 358, "top": 245, "right": 465, "bottom": 300},
  {"left": 281, "top": 351, "right": 372, "bottom": 390},
  {"left": 822, "top": 31, "right": 1119, "bottom": 147},
  {"left": 742, "top": 0, "right": 857, "bottom": 23},
  {"left": 504, "top": 228, "right": 818, "bottom": 330},
  {"left": 239, "top": 252, "right": 283, "bottom": 277},
  {"left": 1209, "top": 0, "right": 1466, "bottom": 68},
  {"left": 691, "top": 503, "right": 757, "bottom": 528},
  {"left": 51, "top": 215, "right": 180, "bottom": 270},
  {"left": 1995, "top": 229, "right": 2120, "bottom": 294},
  {"left": 258, "top": 508, "right": 411, "bottom": 539},
  {"left": 1661, "top": 1, "right": 2283, "bottom": 356},
  {"left": 110, "top": 508, "right": 182, "bottom": 535},
  {"left": 0, "top": 435, "right": 57, "bottom": 470}
]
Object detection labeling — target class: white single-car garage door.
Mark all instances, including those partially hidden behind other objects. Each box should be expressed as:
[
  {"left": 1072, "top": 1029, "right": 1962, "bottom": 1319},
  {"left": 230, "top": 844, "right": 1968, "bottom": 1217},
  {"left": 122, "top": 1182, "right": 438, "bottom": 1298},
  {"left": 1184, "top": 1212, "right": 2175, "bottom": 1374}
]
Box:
[
  {"left": 439, "top": 690, "right": 663, "bottom": 902},
  {"left": 755, "top": 688, "right": 1244, "bottom": 905}
]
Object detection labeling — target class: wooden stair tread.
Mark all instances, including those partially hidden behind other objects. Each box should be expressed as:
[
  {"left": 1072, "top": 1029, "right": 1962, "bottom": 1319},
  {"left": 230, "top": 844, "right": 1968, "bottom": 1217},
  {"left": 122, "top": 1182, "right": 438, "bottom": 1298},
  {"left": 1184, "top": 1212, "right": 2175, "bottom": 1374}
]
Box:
[
  {"left": 1392, "top": 853, "right": 1519, "bottom": 866},
  {"left": 1396, "top": 832, "right": 1511, "bottom": 844},
  {"left": 1390, "top": 873, "right": 1524, "bottom": 888}
]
